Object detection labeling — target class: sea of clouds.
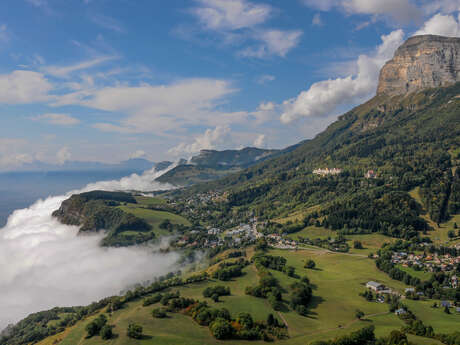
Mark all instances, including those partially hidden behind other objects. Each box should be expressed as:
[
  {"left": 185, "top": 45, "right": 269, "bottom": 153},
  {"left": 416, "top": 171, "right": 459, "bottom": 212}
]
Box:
[{"left": 0, "top": 165, "right": 179, "bottom": 329}]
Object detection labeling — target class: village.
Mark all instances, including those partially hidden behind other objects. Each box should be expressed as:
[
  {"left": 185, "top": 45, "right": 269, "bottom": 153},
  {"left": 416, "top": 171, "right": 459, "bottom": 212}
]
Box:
[{"left": 391, "top": 251, "right": 460, "bottom": 282}]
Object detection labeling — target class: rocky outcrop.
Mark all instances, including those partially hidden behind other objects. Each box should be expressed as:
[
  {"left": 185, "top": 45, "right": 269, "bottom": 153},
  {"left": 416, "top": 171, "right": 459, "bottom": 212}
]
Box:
[{"left": 377, "top": 35, "right": 460, "bottom": 96}]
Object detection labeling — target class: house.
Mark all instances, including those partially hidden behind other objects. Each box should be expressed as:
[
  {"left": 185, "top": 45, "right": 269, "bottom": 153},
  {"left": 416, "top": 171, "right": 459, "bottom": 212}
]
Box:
[
  {"left": 366, "top": 281, "right": 385, "bottom": 291},
  {"left": 365, "top": 170, "right": 377, "bottom": 179},
  {"left": 395, "top": 308, "right": 407, "bottom": 315},
  {"left": 452, "top": 275, "right": 458, "bottom": 288},
  {"left": 441, "top": 301, "right": 451, "bottom": 308},
  {"left": 456, "top": 307, "right": 460, "bottom": 313},
  {"left": 405, "top": 288, "right": 415, "bottom": 294}
]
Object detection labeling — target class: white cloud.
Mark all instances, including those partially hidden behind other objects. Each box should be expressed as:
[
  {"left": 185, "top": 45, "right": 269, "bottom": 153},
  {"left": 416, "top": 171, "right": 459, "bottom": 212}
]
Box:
[
  {"left": 240, "top": 29, "right": 303, "bottom": 58},
  {"left": 423, "top": 0, "right": 460, "bottom": 15},
  {"left": 256, "top": 74, "right": 276, "bottom": 84},
  {"left": 168, "top": 125, "right": 231, "bottom": 156},
  {"left": 90, "top": 14, "right": 126, "bottom": 33},
  {"left": 193, "top": 0, "right": 272, "bottom": 31},
  {"left": 129, "top": 150, "right": 147, "bottom": 159},
  {"left": 312, "top": 13, "right": 323, "bottom": 26},
  {"left": 32, "top": 113, "right": 80, "bottom": 126},
  {"left": 302, "top": 0, "right": 423, "bottom": 24},
  {"left": 0, "top": 168, "right": 178, "bottom": 328},
  {"left": 0, "top": 70, "right": 53, "bottom": 104},
  {"left": 0, "top": 24, "right": 9, "bottom": 43},
  {"left": 281, "top": 29, "right": 405, "bottom": 123},
  {"left": 57, "top": 78, "right": 239, "bottom": 134},
  {"left": 43, "top": 56, "right": 117, "bottom": 79},
  {"left": 414, "top": 13, "right": 460, "bottom": 37},
  {"left": 191, "top": 0, "right": 301, "bottom": 58},
  {"left": 0, "top": 139, "right": 34, "bottom": 169},
  {"left": 253, "top": 134, "right": 266, "bottom": 147},
  {"left": 251, "top": 101, "right": 278, "bottom": 124},
  {"left": 56, "top": 146, "right": 71, "bottom": 164}
]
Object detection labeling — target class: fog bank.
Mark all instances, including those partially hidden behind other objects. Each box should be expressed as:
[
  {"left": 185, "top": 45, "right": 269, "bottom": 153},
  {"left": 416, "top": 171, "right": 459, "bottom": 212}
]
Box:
[{"left": 0, "top": 165, "right": 178, "bottom": 328}]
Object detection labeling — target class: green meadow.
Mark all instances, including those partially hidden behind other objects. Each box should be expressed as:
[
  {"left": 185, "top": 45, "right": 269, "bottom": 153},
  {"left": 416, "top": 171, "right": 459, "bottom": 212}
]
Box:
[{"left": 37, "top": 247, "right": 460, "bottom": 345}]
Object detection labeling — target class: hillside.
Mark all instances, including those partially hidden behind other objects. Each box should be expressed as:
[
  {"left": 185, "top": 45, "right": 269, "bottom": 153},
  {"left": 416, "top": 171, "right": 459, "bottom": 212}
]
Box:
[
  {"left": 156, "top": 147, "right": 281, "bottom": 186},
  {"left": 169, "top": 82, "right": 460, "bottom": 240},
  {"left": 52, "top": 191, "right": 191, "bottom": 247}
]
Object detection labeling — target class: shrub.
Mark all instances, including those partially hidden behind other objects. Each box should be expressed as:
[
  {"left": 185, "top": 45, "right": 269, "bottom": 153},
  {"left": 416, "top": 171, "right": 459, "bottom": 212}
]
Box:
[
  {"left": 143, "top": 293, "right": 163, "bottom": 306},
  {"left": 305, "top": 260, "right": 316, "bottom": 269},
  {"left": 152, "top": 308, "right": 167, "bottom": 318},
  {"left": 100, "top": 325, "right": 113, "bottom": 340},
  {"left": 210, "top": 318, "right": 233, "bottom": 340},
  {"left": 127, "top": 323, "right": 143, "bottom": 339}
]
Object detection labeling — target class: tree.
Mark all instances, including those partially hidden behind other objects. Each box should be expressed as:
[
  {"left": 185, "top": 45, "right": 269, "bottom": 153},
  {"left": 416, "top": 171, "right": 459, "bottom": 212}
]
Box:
[
  {"left": 355, "top": 309, "right": 364, "bottom": 320},
  {"left": 211, "top": 293, "right": 219, "bottom": 302},
  {"left": 454, "top": 222, "right": 458, "bottom": 229},
  {"left": 85, "top": 322, "right": 99, "bottom": 338},
  {"left": 127, "top": 323, "right": 143, "bottom": 339},
  {"left": 210, "top": 318, "right": 233, "bottom": 340},
  {"left": 305, "top": 259, "right": 316, "bottom": 269},
  {"left": 152, "top": 308, "right": 167, "bottom": 318},
  {"left": 267, "top": 313, "right": 275, "bottom": 326},
  {"left": 448, "top": 230, "right": 455, "bottom": 239},
  {"left": 100, "top": 325, "right": 113, "bottom": 340},
  {"left": 444, "top": 305, "right": 451, "bottom": 314},
  {"left": 353, "top": 240, "right": 363, "bottom": 249}
]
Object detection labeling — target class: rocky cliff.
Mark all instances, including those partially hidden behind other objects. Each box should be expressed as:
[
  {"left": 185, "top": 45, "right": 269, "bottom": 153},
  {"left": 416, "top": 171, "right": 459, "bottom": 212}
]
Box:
[{"left": 377, "top": 35, "right": 460, "bottom": 96}]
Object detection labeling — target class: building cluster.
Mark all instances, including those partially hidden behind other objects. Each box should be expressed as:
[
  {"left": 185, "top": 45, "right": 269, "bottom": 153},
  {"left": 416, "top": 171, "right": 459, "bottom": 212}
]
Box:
[
  {"left": 392, "top": 251, "right": 460, "bottom": 278},
  {"left": 312, "top": 168, "right": 342, "bottom": 176},
  {"left": 266, "top": 234, "right": 298, "bottom": 249},
  {"left": 365, "top": 170, "right": 378, "bottom": 179}
]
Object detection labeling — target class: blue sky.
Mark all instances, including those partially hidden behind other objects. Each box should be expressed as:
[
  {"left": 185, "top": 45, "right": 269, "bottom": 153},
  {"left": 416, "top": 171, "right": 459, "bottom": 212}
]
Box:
[{"left": 0, "top": 0, "right": 459, "bottom": 169}]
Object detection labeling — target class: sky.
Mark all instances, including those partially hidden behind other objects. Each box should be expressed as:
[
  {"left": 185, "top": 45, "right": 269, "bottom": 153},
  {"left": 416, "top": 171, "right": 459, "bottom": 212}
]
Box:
[{"left": 0, "top": 0, "right": 459, "bottom": 169}]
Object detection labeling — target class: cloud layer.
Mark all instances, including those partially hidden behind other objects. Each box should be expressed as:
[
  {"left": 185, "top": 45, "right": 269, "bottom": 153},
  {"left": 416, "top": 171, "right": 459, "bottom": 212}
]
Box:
[{"left": 0, "top": 166, "right": 178, "bottom": 329}]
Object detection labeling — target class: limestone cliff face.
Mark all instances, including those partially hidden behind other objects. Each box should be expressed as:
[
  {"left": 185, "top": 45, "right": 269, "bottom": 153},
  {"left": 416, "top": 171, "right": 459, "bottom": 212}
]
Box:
[{"left": 377, "top": 35, "right": 460, "bottom": 96}]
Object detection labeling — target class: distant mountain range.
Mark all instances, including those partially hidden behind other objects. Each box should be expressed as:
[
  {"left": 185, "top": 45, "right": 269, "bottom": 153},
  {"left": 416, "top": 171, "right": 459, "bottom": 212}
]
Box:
[{"left": 15, "top": 158, "right": 157, "bottom": 172}]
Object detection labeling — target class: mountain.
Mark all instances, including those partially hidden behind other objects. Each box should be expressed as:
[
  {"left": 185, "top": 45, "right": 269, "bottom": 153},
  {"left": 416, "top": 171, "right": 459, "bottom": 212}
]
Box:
[
  {"left": 378, "top": 35, "right": 460, "bottom": 96},
  {"left": 15, "top": 158, "right": 156, "bottom": 172},
  {"left": 172, "top": 35, "right": 460, "bottom": 238},
  {"left": 156, "top": 147, "right": 280, "bottom": 186}
]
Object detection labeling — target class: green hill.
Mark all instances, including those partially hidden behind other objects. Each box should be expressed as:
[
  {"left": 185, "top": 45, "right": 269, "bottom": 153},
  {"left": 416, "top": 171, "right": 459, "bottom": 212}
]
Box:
[{"left": 169, "top": 83, "right": 460, "bottom": 240}]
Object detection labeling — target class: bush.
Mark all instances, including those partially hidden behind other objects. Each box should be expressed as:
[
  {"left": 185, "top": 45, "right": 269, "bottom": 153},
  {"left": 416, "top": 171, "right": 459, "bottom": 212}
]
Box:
[
  {"left": 100, "top": 325, "right": 113, "bottom": 340},
  {"left": 210, "top": 318, "right": 233, "bottom": 340},
  {"left": 143, "top": 293, "right": 163, "bottom": 306},
  {"left": 127, "top": 323, "right": 143, "bottom": 339},
  {"left": 152, "top": 308, "right": 167, "bottom": 318},
  {"left": 305, "top": 260, "right": 316, "bottom": 269},
  {"left": 85, "top": 314, "right": 107, "bottom": 338}
]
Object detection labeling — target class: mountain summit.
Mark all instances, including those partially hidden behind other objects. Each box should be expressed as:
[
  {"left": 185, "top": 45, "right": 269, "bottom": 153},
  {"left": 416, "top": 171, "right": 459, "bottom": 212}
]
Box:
[{"left": 377, "top": 35, "right": 460, "bottom": 96}]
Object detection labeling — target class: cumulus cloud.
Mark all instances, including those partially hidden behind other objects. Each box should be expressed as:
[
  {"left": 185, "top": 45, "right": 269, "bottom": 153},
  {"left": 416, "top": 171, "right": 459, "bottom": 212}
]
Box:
[
  {"left": 423, "top": 0, "right": 460, "bottom": 15},
  {"left": 414, "top": 13, "right": 460, "bottom": 37},
  {"left": 240, "top": 29, "right": 303, "bottom": 58},
  {"left": 129, "top": 150, "right": 147, "bottom": 159},
  {"left": 57, "top": 78, "right": 239, "bottom": 134},
  {"left": 0, "top": 166, "right": 178, "bottom": 328},
  {"left": 56, "top": 146, "right": 71, "bottom": 165},
  {"left": 193, "top": 0, "right": 271, "bottom": 30},
  {"left": 191, "top": 0, "right": 302, "bottom": 58},
  {"left": 253, "top": 134, "right": 266, "bottom": 147},
  {"left": 302, "top": 0, "right": 422, "bottom": 24},
  {"left": 281, "top": 29, "right": 405, "bottom": 123},
  {"left": 168, "top": 125, "right": 231, "bottom": 156},
  {"left": 32, "top": 113, "right": 80, "bottom": 126},
  {"left": 0, "top": 70, "right": 52, "bottom": 104}
]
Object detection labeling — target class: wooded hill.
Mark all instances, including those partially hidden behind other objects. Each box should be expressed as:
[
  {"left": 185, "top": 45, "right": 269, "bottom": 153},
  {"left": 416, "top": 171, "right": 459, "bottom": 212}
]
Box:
[{"left": 169, "top": 83, "right": 460, "bottom": 239}]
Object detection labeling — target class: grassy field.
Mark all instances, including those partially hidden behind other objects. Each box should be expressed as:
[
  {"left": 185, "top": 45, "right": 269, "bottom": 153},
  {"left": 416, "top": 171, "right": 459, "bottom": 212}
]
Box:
[
  {"left": 396, "top": 264, "right": 432, "bottom": 281},
  {"left": 37, "top": 245, "right": 460, "bottom": 345},
  {"left": 118, "top": 197, "right": 191, "bottom": 237}
]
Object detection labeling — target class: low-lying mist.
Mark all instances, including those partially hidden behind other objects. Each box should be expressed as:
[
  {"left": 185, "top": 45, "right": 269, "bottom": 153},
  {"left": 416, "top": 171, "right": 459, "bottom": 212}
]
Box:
[{"left": 0, "top": 166, "right": 179, "bottom": 329}]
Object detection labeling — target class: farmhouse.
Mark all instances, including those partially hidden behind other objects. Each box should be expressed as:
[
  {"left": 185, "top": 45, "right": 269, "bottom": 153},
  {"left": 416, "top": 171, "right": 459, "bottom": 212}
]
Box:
[
  {"left": 366, "top": 281, "right": 385, "bottom": 291},
  {"left": 395, "top": 308, "right": 407, "bottom": 315}
]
